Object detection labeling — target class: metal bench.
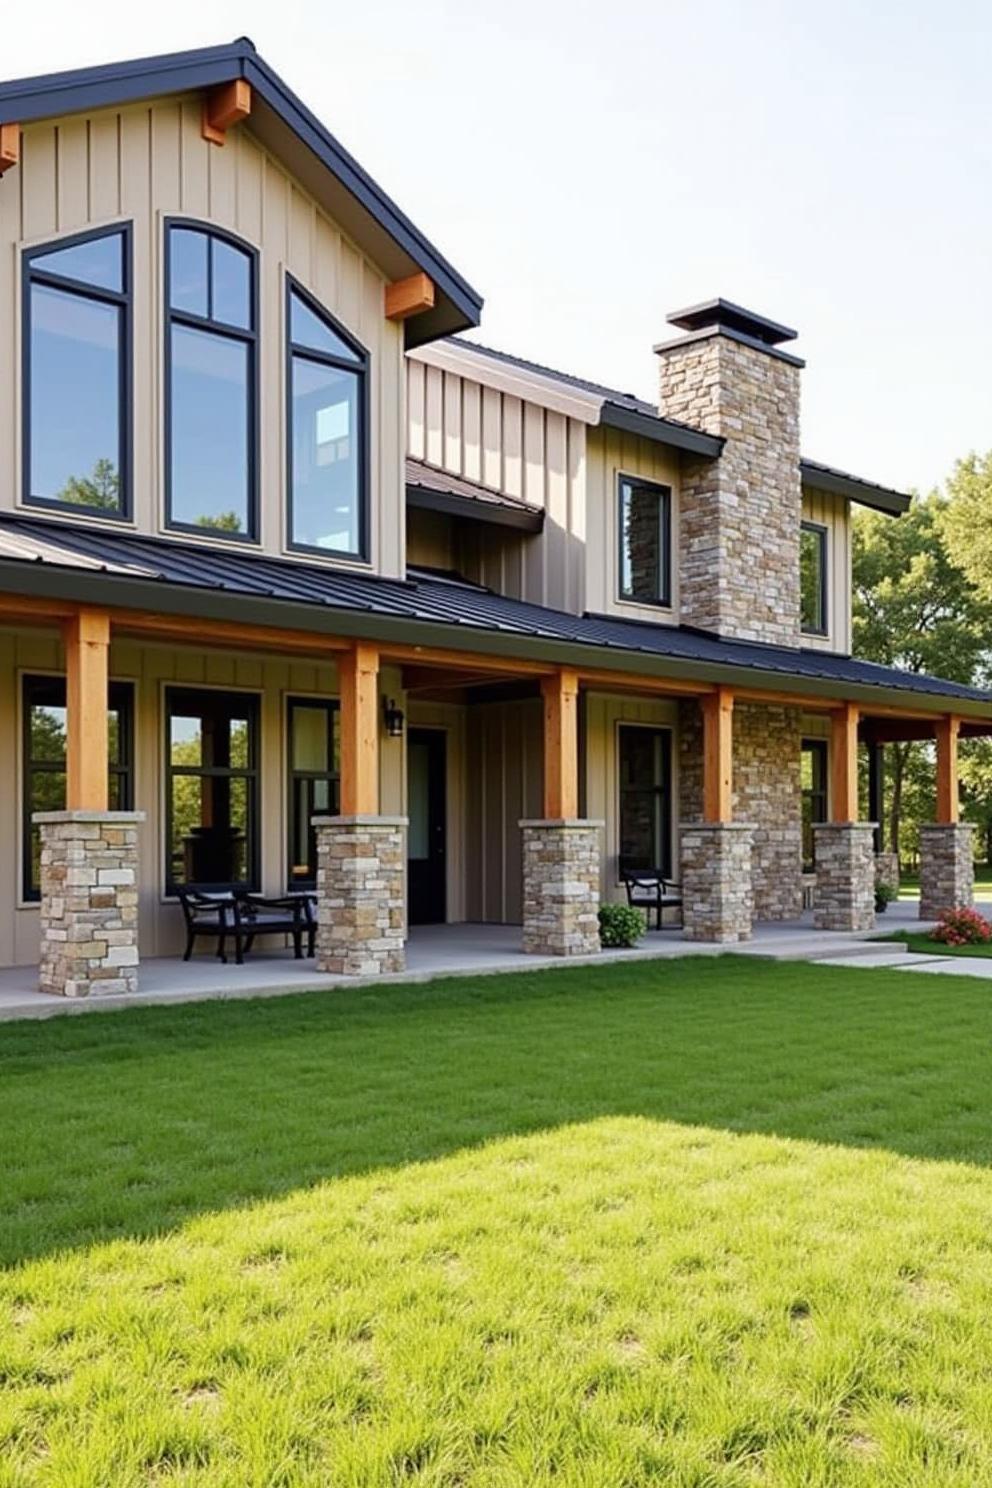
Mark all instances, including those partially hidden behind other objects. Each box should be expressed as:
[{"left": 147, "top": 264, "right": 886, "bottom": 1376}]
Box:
[
  {"left": 177, "top": 890, "right": 308, "bottom": 965},
  {"left": 620, "top": 868, "right": 684, "bottom": 929}
]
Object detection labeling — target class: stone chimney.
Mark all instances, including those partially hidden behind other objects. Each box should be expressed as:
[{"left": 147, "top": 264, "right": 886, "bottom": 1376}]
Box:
[{"left": 655, "top": 299, "right": 803, "bottom": 647}]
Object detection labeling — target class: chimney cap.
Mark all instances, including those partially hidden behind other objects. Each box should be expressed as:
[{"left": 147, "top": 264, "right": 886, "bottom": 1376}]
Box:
[{"left": 666, "top": 297, "right": 797, "bottom": 346}]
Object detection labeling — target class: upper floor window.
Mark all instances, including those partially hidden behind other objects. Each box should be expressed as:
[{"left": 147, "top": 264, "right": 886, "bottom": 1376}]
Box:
[
  {"left": 165, "top": 223, "right": 257, "bottom": 539},
  {"left": 23, "top": 225, "right": 131, "bottom": 518},
  {"left": 287, "top": 279, "right": 368, "bottom": 559},
  {"left": 800, "top": 521, "right": 828, "bottom": 635},
  {"left": 618, "top": 476, "right": 671, "bottom": 608}
]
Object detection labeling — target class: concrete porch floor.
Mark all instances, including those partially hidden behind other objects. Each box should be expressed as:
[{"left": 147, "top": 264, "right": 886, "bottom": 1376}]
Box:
[{"left": 0, "top": 897, "right": 983, "bottom": 1024}]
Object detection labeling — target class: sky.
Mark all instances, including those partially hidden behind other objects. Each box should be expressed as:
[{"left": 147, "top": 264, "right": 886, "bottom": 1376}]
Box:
[{"left": 5, "top": 0, "right": 991, "bottom": 496}]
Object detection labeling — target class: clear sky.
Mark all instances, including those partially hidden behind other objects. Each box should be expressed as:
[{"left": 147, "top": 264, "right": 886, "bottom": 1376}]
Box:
[{"left": 6, "top": 0, "right": 990, "bottom": 495}]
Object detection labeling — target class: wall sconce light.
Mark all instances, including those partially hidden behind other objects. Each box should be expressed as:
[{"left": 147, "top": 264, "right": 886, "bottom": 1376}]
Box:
[{"left": 383, "top": 698, "right": 405, "bottom": 739}]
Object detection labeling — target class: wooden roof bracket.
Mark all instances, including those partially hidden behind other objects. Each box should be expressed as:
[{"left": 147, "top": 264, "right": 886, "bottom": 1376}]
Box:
[
  {"left": 0, "top": 123, "right": 20, "bottom": 175},
  {"left": 202, "top": 80, "right": 251, "bottom": 146},
  {"left": 385, "top": 272, "right": 435, "bottom": 321}
]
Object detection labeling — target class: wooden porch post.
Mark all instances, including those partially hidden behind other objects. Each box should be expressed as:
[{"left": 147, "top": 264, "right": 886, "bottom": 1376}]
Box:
[
  {"left": 63, "top": 608, "right": 110, "bottom": 811},
  {"left": 830, "top": 703, "right": 860, "bottom": 823},
  {"left": 339, "top": 642, "right": 380, "bottom": 816},
  {"left": 541, "top": 667, "right": 579, "bottom": 818},
  {"left": 701, "top": 687, "right": 733, "bottom": 823},
  {"left": 935, "top": 715, "right": 960, "bottom": 824}
]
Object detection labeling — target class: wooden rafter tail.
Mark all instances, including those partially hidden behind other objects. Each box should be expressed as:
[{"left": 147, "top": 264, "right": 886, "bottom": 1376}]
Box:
[
  {"left": 385, "top": 272, "right": 435, "bottom": 321},
  {"left": 0, "top": 123, "right": 19, "bottom": 176},
  {"left": 201, "top": 80, "right": 252, "bottom": 146}
]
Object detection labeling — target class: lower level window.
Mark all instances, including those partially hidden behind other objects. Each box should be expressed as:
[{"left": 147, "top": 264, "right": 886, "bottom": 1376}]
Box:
[
  {"left": 166, "top": 687, "right": 259, "bottom": 892},
  {"left": 22, "top": 675, "right": 133, "bottom": 901},
  {"left": 801, "top": 738, "right": 828, "bottom": 870},
  {"left": 287, "top": 698, "right": 339, "bottom": 888},
  {"left": 618, "top": 725, "right": 672, "bottom": 876}
]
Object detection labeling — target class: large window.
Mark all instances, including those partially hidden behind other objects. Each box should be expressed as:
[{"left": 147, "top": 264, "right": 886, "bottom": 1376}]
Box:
[
  {"left": 22, "top": 675, "right": 133, "bottom": 900},
  {"left": 165, "top": 223, "right": 257, "bottom": 539},
  {"left": 618, "top": 476, "right": 671, "bottom": 608},
  {"left": 618, "top": 725, "right": 672, "bottom": 876},
  {"left": 800, "top": 522, "right": 828, "bottom": 635},
  {"left": 287, "top": 698, "right": 340, "bottom": 888},
  {"left": 801, "top": 738, "right": 828, "bottom": 871},
  {"left": 166, "top": 688, "right": 259, "bottom": 893},
  {"left": 287, "top": 279, "right": 368, "bottom": 558},
  {"left": 23, "top": 225, "right": 131, "bottom": 517}
]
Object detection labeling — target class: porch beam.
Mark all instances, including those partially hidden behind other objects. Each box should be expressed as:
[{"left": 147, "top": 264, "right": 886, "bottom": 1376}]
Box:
[
  {"left": 541, "top": 667, "right": 580, "bottom": 819},
  {"left": 113, "top": 610, "right": 350, "bottom": 658},
  {"left": 339, "top": 642, "right": 380, "bottom": 816},
  {"left": 63, "top": 608, "right": 110, "bottom": 811},
  {"left": 830, "top": 702, "right": 860, "bottom": 823},
  {"left": 701, "top": 686, "right": 734, "bottom": 823},
  {"left": 935, "top": 714, "right": 961, "bottom": 823}
]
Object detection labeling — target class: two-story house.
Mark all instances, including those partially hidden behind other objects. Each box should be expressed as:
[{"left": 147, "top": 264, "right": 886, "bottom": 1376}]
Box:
[{"left": 0, "top": 40, "right": 988, "bottom": 997}]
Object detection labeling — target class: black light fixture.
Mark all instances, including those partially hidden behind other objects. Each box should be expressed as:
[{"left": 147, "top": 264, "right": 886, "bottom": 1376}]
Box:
[{"left": 383, "top": 698, "right": 405, "bottom": 739}]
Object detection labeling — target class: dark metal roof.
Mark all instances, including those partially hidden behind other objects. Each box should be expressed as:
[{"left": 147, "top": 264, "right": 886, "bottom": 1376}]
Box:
[
  {"left": 0, "top": 513, "right": 985, "bottom": 713},
  {"left": 666, "top": 298, "right": 798, "bottom": 346},
  {"left": 406, "top": 458, "right": 544, "bottom": 532},
  {"left": 0, "top": 39, "right": 483, "bottom": 347},
  {"left": 800, "top": 459, "right": 912, "bottom": 516}
]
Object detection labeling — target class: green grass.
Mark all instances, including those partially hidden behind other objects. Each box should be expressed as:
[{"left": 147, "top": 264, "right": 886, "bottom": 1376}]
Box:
[
  {"left": 898, "top": 862, "right": 992, "bottom": 900},
  {"left": 4, "top": 959, "right": 992, "bottom": 1484},
  {"left": 882, "top": 931, "right": 992, "bottom": 959}
]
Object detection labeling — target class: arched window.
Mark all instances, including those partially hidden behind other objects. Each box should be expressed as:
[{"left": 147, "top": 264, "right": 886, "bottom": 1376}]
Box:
[
  {"left": 23, "top": 224, "right": 131, "bottom": 517},
  {"left": 286, "top": 278, "right": 368, "bottom": 559},
  {"left": 165, "top": 221, "right": 257, "bottom": 539}
]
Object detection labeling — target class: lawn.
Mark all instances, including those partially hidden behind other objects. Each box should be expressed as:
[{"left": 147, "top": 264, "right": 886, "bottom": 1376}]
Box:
[
  {"left": 883, "top": 931, "right": 992, "bottom": 959},
  {"left": 4, "top": 959, "right": 992, "bottom": 1485}
]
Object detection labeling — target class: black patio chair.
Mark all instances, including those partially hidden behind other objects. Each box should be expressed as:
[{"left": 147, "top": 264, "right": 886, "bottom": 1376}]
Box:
[
  {"left": 177, "top": 890, "right": 307, "bottom": 964},
  {"left": 620, "top": 868, "right": 684, "bottom": 929}
]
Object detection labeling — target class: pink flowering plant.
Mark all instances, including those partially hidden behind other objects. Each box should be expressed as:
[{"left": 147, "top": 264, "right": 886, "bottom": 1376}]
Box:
[{"left": 931, "top": 907, "right": 992, "bottom": 947}]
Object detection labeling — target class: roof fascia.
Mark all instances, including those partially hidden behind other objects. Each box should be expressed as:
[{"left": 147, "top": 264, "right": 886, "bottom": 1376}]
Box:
[
  {"left": 598, "top": 403, "right": 723, "bottom": 457},
  {"left": 406, "top": 484, "right": 544, "bottom": 533},
  {"left": 409, "top": 342, "right": 604, "bottom": 424},
  {"left": 801, "top": 461, "right": 911, "bottom": 516}
]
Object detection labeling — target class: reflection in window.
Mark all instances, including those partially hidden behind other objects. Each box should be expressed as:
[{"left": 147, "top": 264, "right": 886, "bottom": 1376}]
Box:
[
  {"left": 287, "top": 282, "right": 366, "bottom": 557},
  {"left": 287, "top": 699, "right": 340, "bottom": 887},
  {"left": 618, "top": 477, "right": 671, "bottom": 606},
  {"left": 166, "top": 688, "right": 259, "bottom": 891},
  {"left": 22, "top": 675, "right": 133, "bottom": 900},
  {"left": 618, "top": 726, "right": 672, "bottom": 876},
  {"left": 801, "top": 739, "right": 828, "bottom": 870},
  {"left": 24, "top": 227, "right": 129, "bottom": 515},
  {"left": 800, "top": 522, "right": 828, "bottom": 634},
  {"left": 166, "top": 224, "right": 256, "bottom": 536}
]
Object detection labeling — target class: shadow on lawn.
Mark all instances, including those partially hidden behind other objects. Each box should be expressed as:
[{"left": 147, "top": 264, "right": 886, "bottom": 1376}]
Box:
[{"left": 2, "top": 953, "right": 991, "bottom": 1267}]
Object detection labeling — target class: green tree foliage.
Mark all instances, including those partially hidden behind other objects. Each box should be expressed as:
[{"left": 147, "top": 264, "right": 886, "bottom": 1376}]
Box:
[
  {"left": 942, "top": 452, "right": 992, "bottom": 606},
  {"left": 195, "top": 512, "right": 243, "bottom": 532},
  {"left": 56, "top": 458, "right": 120, "bottom": 511}
]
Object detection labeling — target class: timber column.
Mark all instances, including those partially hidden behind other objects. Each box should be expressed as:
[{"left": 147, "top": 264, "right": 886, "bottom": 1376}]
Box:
[
  {"left": 35, "top": 610, "right": 145, "bottom": 997},
  {"left": 919, "top": 716, "right": 974, "bottom": 918},
  {"left": 812, "top": 704, "right": 875, "bottom": 931},
  {"left": 680, "top": 688, "right": 753, "bottom": 942}
]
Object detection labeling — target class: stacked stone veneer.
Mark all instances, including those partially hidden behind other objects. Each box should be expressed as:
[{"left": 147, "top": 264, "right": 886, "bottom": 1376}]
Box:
[
  {"left": 874, "top": 852, "right": 900, "bottom": 897},
  {"left": 36, "top": 810, "right": 144, "bottom": 997},
  {"left": 812, "top": 823, "right": 876, "bottom": 931},
  {"left": 657, "top": 332, "right": 802, "bottom": 646},
  {"left": 919, "top": 824, "right": 974, "bottom": 919},
  {"left": 521, "top": 820, "right": 602, "bottom": 956},
  {"left": 680, "top": 824, "right": 753, "bottom": 942},
  {"left": 314, "top": 816, "right": 406, "bottom": 975}
]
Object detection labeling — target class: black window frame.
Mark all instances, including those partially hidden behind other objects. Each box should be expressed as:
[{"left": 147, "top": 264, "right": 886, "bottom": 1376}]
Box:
[
  {"left": 285, "top": 273, "right": 370, "bottom": 563},
  {"left": 617, "top": 723, "right": 673, "bottom": 878},
  {"left": 617, "top": 474, "right": 672, "bottom": 609},
  {"left": 22, "top": 222, "right": 133, "bottom": 521},
  {"left": 286, "top": 696, "right": 340, "bottom": 889},
  {"left": 800, "top": 521, "right": 829, "bottom": 637},
  {"left": 21, "top": 673, "right": 134, "bottom": 902},
  {"left": 163, "top": 218, "right": 260, "bottom": 544},
  {"left": 164, "top": 685, "right": 261, "bottom": 896},
  {"left": 801, "top": 737, "right": 828, "bottom": 872}
]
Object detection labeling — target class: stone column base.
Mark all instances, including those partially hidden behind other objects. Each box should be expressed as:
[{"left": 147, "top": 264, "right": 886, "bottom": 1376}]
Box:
[
  {"left": 919, "top": 823, "right": 974, "bottom": 919},
  {"left": 35, "top": 810, "right": 144, "bottom": 997},
  {"left": 680, "top": 823, "right": 753, "bottom": 943},
  {"left": 520, "top": 819, "right": 603, "bottom": 956},
  {"left": 874, "top": 851, "right": 900, "bottom": 896},
  {"left": 812, "top": 823, "right": 876, "bottom": 931},
  {"left": 314, "top": 816, "right": 407, "bottom": 975}
]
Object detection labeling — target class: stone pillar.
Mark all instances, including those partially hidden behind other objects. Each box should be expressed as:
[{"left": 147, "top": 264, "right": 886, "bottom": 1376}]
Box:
[
  {"left": 35, "top": 810, "right": 144, "bottom": 997},
  {"left": 520, "top": 820, "right": 602, "bottom": 956},
  {"left": 919, "top": 824, "right": 974, "bottom": 919},
  {"left": 314, "top": 815, "right": 406, "bottom": 975},
  {"left": 812, "top": 823, "right": 875, "bottom": 931},
  {"left": 874, "top": 851, "right": 900, "bottom": 897},
  {"left": 680, "top": 823, "right": 753, "bottom": 943}
]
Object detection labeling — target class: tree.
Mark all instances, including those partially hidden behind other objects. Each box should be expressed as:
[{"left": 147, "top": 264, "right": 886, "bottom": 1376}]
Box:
[
  {"left": 942, "top": 451, "right": 992, "bottom": 606},
  {"left": 195, "top": 512, "right": 243, "bottom": 533},
  {"left": 56, "top": 458, "right": 120, "bottom": 511}
]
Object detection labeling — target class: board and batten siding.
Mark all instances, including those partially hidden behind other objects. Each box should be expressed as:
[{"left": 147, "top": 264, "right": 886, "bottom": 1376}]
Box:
[
  {"left": 801, "top": 486, "right": 852, "bottom": 655},
  {"left": 585, "top": 427, "right": 682, "bottom": 624},
  {"left": 0, "top": 98, "right": 405, "bottom": 578}
]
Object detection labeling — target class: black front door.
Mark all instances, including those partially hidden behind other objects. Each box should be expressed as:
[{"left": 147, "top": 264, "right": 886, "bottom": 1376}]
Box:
[{"left": 408, "top": 729, "right": 446, "bottom": 925}]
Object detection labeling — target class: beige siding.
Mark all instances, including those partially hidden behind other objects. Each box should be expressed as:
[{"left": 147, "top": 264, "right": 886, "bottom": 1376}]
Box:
[
  {"left": 0, "top": 100, "right": 405, "bottom": 578},
  {"left": 406, "top": 508, "right": 455, "bottom": 571},
  {"left": 465, "top": 698, "right": 543, "bottom": 924},
  {"left": 585, "top": 427, "right": 682, "bottom": 623},
  {"left": 801, "top": 487, "right": 852, "bottom": 654}
]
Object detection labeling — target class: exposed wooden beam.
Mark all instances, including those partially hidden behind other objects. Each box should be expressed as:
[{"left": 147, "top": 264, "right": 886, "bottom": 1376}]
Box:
[
  {"left": 541, "top": 668, "right": 580, "bottom": 819},
  {"left": 63, "top": 609, "right": 110, "bottom": 812},
  {"left": 202, "top": 79, "right": 251, "bottom": 145},
  {"left": 385, "top": 272, "right": 435, "bottom": 322},
  {"left": 577, "top": 669, "right": 713, "bottom": 698},
  {"left": 701, "top": 687, "right": 734, "bottom": 823},
  {"left": 935, "top": 715, "right": 961, "bottom": 824},
  {"left": 339, "top": 642, "right": 380, "bottom": 816},
  {"left": 830, "top": 702, "right": 860, "bottom": 823},
  {"left": 111, "top": 610, "right": 350, "bottom": 658},
  {"left": 382, "top": 642, "right": 553, "bottom": 677},
  {"left": 0, "top": 123, "right": 19, "bottom": 175}
]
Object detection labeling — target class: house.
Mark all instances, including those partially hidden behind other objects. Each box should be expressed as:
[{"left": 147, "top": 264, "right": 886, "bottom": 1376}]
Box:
[{"left": 0, "top": 40, "right": 987, "bottom": 996}]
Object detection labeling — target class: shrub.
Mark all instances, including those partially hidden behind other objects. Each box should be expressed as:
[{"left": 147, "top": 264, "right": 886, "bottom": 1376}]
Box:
[
  {"left": 874, "top": 881, "right": 898, "bottom": 911},
  {"left": 598, "top": 903, "right": 646, "bottom": 949},
  {"left": 931, "top": 906, "right": 992, "bottom": 947}
]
